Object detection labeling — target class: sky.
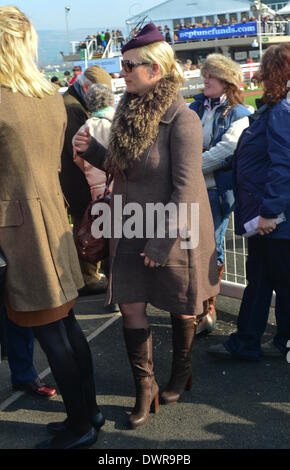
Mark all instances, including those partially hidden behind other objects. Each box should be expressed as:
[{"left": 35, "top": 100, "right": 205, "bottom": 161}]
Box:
[{"left": 7, "top": 0, "right": 163, "bottom": 31}]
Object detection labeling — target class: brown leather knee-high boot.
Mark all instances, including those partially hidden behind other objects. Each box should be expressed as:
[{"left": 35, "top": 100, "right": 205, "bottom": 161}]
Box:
[
  {"left": 196, "top": 264, "right": 224, "bottom": 335},
  {"left": 161, "top": 314, "right": 198, "bottom": 405},
  {"left": 123, "top": 328, "right": 159, "bottom": 429}
]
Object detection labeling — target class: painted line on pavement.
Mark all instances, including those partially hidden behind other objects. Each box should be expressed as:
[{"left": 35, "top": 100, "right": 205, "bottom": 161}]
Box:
[{"left": 0, "top": 314, "right": 121, "bottom": 412}]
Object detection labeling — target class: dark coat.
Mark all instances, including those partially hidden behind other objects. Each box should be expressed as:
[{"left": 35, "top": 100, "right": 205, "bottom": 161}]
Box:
[
  {"left": 59, "top": 85, "right": 92, "bottom": 218},
  {"left": 0, "top": 88, "right": 83, "bottom": 313},
  {"left": 80, "top": 92, "right": 219, "bottom": 315},
  {"left": 233, "top": 98, "right": 290, "bottom": 238}
]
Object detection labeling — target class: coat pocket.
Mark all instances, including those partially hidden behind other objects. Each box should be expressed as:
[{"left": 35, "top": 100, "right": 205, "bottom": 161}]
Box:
[{"left": 0, "top": 200, "right": 23, "bottom": 227}]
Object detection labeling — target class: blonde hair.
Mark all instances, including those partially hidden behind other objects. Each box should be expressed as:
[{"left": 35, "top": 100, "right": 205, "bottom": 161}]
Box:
[
  {"left": 138, "top": 41, "right": 184, "bottom": 85},
  {"left": 0, "top": 6, "right": 55, "bottom": 98}
]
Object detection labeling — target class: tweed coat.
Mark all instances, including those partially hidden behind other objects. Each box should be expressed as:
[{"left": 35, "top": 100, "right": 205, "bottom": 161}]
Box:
[
  {"left": 79, "top": 89, "right": 219, "bottom": 315},
  {"left": 0, "top": 87, "right": 84, "bottom": 317}
]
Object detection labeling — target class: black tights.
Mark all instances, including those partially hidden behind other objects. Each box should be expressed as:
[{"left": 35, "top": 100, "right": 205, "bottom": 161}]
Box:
[{"left": 33, "top": 309, "right": 98, "bottom": 437}]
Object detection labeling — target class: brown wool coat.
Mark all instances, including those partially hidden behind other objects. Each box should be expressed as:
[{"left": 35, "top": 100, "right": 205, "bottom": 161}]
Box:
[
  {"left": 80, "top": 90, "right": 219, "bottom": 315},
  {"left": 0, "top": 88, "right": 84, "bottom": 320}
]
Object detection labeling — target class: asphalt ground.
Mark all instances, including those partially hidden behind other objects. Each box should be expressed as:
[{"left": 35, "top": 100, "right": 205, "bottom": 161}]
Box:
[{"left": 0, "top": 292, "right": 289, "bottom": 454}]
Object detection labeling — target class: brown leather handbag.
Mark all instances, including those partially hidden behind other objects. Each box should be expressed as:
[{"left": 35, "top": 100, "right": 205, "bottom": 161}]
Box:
[{"left": 76, "top": 174, "right": 113, "bottom": 264}]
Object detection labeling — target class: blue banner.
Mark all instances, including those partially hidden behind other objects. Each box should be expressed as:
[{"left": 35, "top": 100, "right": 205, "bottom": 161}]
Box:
[
  {"left": 72, "top": 57, "right": 121, "bottom": 74},
  {"left": 178, "top": 22, "right": 257, "bottom": 41}
]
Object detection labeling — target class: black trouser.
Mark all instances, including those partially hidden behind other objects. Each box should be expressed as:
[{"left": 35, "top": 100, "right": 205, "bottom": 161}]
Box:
[
  {"left": 33, "top": 310, "right": 98, "bottom": 435},
  {"left": 225, "top": 237, "right": 290, "bottom": 359}
]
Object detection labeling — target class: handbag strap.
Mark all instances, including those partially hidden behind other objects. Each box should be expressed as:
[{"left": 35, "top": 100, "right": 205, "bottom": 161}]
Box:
[{"left": 106, "top": 172, "right": 114, "bottom": 187}]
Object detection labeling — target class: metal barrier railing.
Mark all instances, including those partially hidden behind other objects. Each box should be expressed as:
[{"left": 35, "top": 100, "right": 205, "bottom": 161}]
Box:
[{"left": 221, "top": 212, "right": 247, "bottom": 300}]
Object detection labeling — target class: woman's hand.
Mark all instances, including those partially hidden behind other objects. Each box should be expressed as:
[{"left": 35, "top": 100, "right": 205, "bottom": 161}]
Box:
[
  {"left": 257, "top": 216, "right": 277, "bottom": 236},
  {"left": 140, "top": 252, "right": 166, "bottom": 268},
  {"left": 73, "top": 127, "right": 91, "bottom": 153}
]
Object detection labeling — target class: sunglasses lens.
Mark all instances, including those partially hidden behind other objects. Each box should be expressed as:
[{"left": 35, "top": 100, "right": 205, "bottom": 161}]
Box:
[{"left": 122, "top": 61, "right": 133, "bottom": 73}]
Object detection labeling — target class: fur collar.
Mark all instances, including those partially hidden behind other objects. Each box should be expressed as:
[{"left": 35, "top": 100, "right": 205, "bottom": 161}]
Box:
[{"left": 105, "top": 78, "right": 178, "bottom": 172}]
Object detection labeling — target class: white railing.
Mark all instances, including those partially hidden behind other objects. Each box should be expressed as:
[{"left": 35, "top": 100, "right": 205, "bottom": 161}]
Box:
[
  {"left": 261, "top": 20, "right": 288, "bottom": 35},
  {"left": 102, "top": 38, "right": 122, "bottom": 58},
  {"left": 222, "top": 213, "right": 247, "bottom": 293},
  {"left": 102, "top": 38, "right": 113, "bottom": 58},
  {"left": 183, "top": 64, "right": 260, "bottom": 82},
  {"left": 70, "top": 38, "right": 122, "bottom": 59}
]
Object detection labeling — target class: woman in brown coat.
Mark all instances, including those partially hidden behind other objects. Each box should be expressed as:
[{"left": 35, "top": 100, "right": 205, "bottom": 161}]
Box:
[
  {"left": 74, "top": 23, "right": 219, "bottom": 428},
  {"left": 0, "top": 7, "right": 104, "bottom": 449}
]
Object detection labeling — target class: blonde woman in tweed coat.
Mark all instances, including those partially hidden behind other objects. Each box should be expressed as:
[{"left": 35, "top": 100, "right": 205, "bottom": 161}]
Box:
[{"left": 0, "top": 7, "right": 104, "bottom": 449}]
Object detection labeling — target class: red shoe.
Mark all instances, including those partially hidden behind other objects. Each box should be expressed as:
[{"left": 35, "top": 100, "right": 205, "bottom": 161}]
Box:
[{"left": 13, "top": 377, "right": 57, "bottom": 398}]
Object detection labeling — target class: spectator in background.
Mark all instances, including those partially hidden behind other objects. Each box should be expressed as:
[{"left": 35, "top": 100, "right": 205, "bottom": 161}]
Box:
[
  {"left": 0, "top": 304, "right": 57, "bottom": 398},
  {"left": 64, "top": 70, "right": 71, "bottom": 86},
  {"left": 73, "top": 84, "right": 115, "bottom": 202},
  {"left": 165, "top": 26, "right": 172, "bottom": 43},
  {"left": 116, "top": 27, "right": 124, "bottom": 50},
  {"left": 184, "top": 59, "right": 193, "bottom": 71},
  {"left": 112, "top": 29, "right": 117, "bottom": 47},
  {"left": 60, "top": 66, "right": 117, "bottom": 302},
  {"left": 69, "top": 66, "right": 82, "bottom": 86},
  {"left": 105, "top": 29, "right": 111, "bottom": 45},
  {"left": 101, "top": 31, "right": 106, "bottom": 47},
  {"left": 189, "top": 54, "right": 251, "bottom": 335},
  {"left": 208, "top": 44, "right": 290, "bottom": 361},
  {"left": 51, "top": 76, "right": 61, "bottom": 89},
  {"left": 96, "top": 31, "right": 103, "bottom": 51}
]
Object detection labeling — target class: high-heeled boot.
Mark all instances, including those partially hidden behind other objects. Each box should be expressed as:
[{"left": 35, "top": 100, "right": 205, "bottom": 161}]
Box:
[
  {"left": 161, "top": 315, "right": 198, "bottom": 405},
  {"left": 123, "top": 327, "right": 159, "bottom": 429},
  {"left": 196, "top": 264, "right": 224, "bottom": 335}
]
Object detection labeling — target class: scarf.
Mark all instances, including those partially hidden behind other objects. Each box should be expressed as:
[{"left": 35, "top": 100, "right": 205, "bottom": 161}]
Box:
[
  {"left": 73, "top": 80, "right": 87, "bottom": 105},
  {"left": 91, "top": 106, "right": 115, "bottom": 121},
  {"left": 105, "top": 78, "right": 179, "bottom": 172}
]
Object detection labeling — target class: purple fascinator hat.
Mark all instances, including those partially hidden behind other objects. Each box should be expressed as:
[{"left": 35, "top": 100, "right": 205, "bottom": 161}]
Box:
[{"left": 122, "top": 22, "right": 165, "bottom": 54}]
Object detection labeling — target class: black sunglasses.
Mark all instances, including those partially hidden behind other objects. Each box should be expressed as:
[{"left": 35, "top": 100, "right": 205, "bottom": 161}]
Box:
[{"left": 121, "top": 60, "right": 151, "bottom": 73}]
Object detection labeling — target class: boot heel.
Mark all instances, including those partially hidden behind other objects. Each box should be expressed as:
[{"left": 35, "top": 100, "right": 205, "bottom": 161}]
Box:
[
  {"left": 185, "top": 375, "right": 192, "bottom": 391},
  {"left": 150, "top": 393, "right": 159, "bottom": 414}
]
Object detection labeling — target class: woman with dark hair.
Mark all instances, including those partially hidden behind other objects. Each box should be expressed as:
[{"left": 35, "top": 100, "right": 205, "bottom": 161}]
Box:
[
  {"left": 189, "top": 54, "right": 251, "bottom": 334},
  {"left": 209, "top": 43, "right": 290, "bottom": 360}
]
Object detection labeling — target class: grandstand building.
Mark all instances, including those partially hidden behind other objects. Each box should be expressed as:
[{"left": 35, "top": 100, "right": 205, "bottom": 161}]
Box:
[{"left": 125, "top": 0, "right": 290, "bottom": 64}]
